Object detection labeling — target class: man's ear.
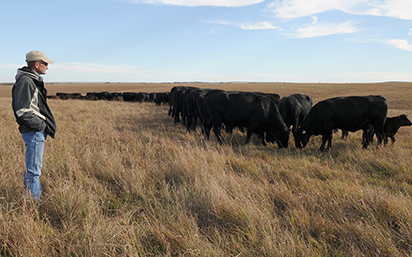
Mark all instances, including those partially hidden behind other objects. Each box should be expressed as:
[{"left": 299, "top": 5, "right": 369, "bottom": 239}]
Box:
[{"left": 33, "top": 61, "right": 41, "bottom": 72}]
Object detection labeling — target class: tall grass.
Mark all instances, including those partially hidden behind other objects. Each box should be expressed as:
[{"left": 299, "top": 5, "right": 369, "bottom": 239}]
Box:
[{"left": 1, "top": 83, "right": 412, "bottom": 256}]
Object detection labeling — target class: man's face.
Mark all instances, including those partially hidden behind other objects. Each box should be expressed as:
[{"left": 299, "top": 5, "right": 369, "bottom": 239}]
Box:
[{"left": 34, "top": 61, "right": 48, "bottom": 75}]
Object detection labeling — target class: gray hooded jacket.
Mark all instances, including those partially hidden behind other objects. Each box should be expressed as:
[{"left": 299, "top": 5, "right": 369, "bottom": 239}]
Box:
[{"left": 12, "top": 67, "right": 56, "bottom": 138}]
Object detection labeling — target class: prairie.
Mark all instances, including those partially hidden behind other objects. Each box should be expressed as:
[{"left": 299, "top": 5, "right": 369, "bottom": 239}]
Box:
[{"left": 1, "top": 82, "right": 411, "bottom": 256}]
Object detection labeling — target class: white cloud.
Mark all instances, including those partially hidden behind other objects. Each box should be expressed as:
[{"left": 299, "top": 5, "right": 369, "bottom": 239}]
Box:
[
  {"left": 202, "top": 19, "right": 278, "bottom": 30},
  {"left": 377, "top": 0, "right": 412, "bottom": 20},
  {"left": 240, "top": 22, "right": 278, "bottom": 30},
  {"left": 268, "top": 0, "right": 412, "bottom": 20},
  {"left": 296, "top": 21, "right": 359, "bottom": 38},
  {"left": 268, "top": 0, "right": 366, "bottom": 19},
  {"left": 387, "top": 39, "right": 412, "bottom": 51},
  {"left": 121, "top": 0, "right": 264, "bottom": 7}
]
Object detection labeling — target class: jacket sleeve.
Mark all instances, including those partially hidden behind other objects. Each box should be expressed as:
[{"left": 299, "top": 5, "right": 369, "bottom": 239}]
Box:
[{"left": 12, "top": 77, "right": 47, "bottom": 131}]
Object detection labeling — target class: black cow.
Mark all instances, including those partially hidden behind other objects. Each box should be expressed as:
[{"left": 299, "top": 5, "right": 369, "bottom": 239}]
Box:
[
  {"left": 339, "top": 114, "right": 411, "bottom": 145},
  {"left": 185, "top": 88, "right": 207, "bottom": 131},
  {"left": 169, "top": 86, "right": 184, "bottom": 121},
  {"left": 169, "top": 86, "right": 179, "bottom": 117},
  {"left": 295, "top": 95, "right": 388, "bottom": 151},
  {"left": 87, "top": 92, "right": 114, "bottom": 101},
  {"left": 383, "top": 114, "right": 412, "bottom": 145},
  {"left": 169, "top": 86, "right": 199, "bottom": 124},
  {"left": 123, "top": 92, "right": 145, "bottom": 102},
  {"left": 278, "top": 93, "right": 313, "bottom": 148},
  {"left": 254, "top": 92, "right": 280, "bottom": 105},
  {"left": 154, "top": 92, "right": 170, "bottom": 105},
  {"left": 203, "top": 90, "right": 289, "bottom": 147},
  {"left": 218, "top": 92, "right": 280, "bottom": 135},
  {"left": 194, "top": 89, "right": 212, "bottom": 135},
  {"left": 56, "top": 92, "right": 83, "bottom": 100},
  {"left": 180, "top": 87, "right": 201, "bottom": 126}
]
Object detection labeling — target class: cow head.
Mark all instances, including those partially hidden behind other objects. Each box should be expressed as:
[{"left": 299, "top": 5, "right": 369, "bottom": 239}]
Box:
[
  {"left": 266, "top": 128, "right": 290, "bottom": 148},
  {"left": 400, "top": 114, "right": 412, "bottom": 126},
  {"left": 294, "top": 126, "right": 311, "bottom": 149}
]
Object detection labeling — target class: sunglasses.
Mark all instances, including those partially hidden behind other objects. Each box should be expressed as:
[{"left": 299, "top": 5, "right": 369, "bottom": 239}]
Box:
[{"left": 38, "top": 61, "right": 48, "bottom": 67}]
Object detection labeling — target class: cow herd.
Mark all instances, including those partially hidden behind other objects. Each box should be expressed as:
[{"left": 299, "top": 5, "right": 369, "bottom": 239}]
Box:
[
  {"left": 50, "top": 86, "right": 411, "bottom": 151},
  {"left": 49, "top": 91, "right": 170, "bottom": 105},
  {"left": 168, "top": 86, "right": 411, "bottom": 151}
]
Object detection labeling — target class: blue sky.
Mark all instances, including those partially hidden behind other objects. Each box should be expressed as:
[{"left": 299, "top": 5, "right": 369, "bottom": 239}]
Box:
[{"left": 1, "top": 0, "right": 412, "bottom": 83}]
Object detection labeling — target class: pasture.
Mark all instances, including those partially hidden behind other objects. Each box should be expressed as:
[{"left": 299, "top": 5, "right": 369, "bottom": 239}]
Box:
[{"left": 1, "top": 82, "right": 412, "bottom": 256}]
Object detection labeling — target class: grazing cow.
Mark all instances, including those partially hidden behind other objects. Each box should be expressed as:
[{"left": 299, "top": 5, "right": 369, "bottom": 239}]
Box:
[
  {"left": 216, "top": 92, "right": 280, "bottom": 135},
  {"left": 278, "top": 93, "right": 313, "bottom": 148},
  {"left": 294, "top": 95, "right": 388, "bottom": 151},
  {"left": 203, "top": 90, "right": 289, "bottom": 147},
  {"left": 383, "top": 114, "right": 412, "bottom": 144}
]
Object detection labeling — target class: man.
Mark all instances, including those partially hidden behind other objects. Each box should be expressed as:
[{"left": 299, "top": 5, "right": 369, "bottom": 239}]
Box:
[{"left": 12, "top": 50, "right": 57, "bottom": 201}]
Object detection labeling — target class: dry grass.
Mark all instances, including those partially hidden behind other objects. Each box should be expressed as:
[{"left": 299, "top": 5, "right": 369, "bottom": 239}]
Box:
[{"left": 1, "top": 82, "right": 412, "bottom": 256}]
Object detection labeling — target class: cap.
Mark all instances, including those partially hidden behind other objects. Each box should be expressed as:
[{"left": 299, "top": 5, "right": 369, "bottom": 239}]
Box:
[{"left": 25, "top": 50, "right": 54, "bottom": 64}]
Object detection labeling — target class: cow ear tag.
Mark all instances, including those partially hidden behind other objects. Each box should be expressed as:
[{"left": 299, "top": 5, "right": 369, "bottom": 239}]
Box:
[{"left": 302, "top": 130, "right": 306, "bottom": 134}]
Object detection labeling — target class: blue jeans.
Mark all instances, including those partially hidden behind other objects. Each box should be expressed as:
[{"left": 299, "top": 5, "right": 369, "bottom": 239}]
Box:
[{"left": 22, "top": 130, "right": 47, "bottom": 201}]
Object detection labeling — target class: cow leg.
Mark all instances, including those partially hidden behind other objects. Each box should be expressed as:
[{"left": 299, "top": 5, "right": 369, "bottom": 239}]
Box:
[
  {"left": 362, "top": 132, "right": 369, "bottom": 149},
  {"left": 327, "top": 134, "right": 333, "bottom": 149},
  {"left": 245, "top": 122, "right": 260, "bottom": 145},
  {"left": 383, "top": 136, "right": 389, "bottom": 146},
  {"left": 186, "top": 114, "right": 193, "bottom": 132},
  {"left": 341, "top": 130, "right": 349, "bottom": 139},
  {"left": 244, "top": 126, "right": 253, "bottom": 144},
  {"left": 168, "top": 105, "right": 173, "bottom": 116},
  {"left": 187, "top": 113, "right": 197, "bottom": 132},
  {"left": 213, "top": 126, "right": 223, "bottom": 144},
  {"left": 361, "top": 123, "right": 375, "bottom": 149},
  {"left": 292, "top": 120, "right": 300, "bottom": 148},
  {"left": 211, "top": 118, "right": 223, "bottom": 144},
  {"left": 390, "top": 136, "right": 395, "bottom": 144},
  {"left": 374, "top": 125, "right": 385, "bottom": 146},
  {"left": 181, "top": 109, "right": 187, "bottom": 125},
  {"left": 362, "top": 131, "right": 370, "bottom": 148},
  {"left": 319, "top": 132, "right": 332, "bottom": 151},
  {"left": 245, "top": 131, "right": 253, "bottom": 144},
  {"left": 293, "top": 131, "right": 303, "bottom": 149},
  {"left": 203, "top": 118, "right": 213, "bottom": 139},
  {"left": 319, "top": 137, "right": 327, "bottom": 152},
  {"left": 259, "top": 132, "right": 267, "bottom": 146},
  {"left": 192, "top": 116, "right": 198, "bottom": 130},
  {"left": 173, "top": 107, "right": 181, "bottom": 123}
]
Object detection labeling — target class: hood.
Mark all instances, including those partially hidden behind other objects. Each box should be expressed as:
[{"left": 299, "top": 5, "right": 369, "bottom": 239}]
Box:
[{"left": 15, "top": 66, "right": 42, "bottom": 82}]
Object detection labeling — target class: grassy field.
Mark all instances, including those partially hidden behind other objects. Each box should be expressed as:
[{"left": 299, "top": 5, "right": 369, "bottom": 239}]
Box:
[{"left": 1, "top": 82, "right": 411, "bottom": 256}]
